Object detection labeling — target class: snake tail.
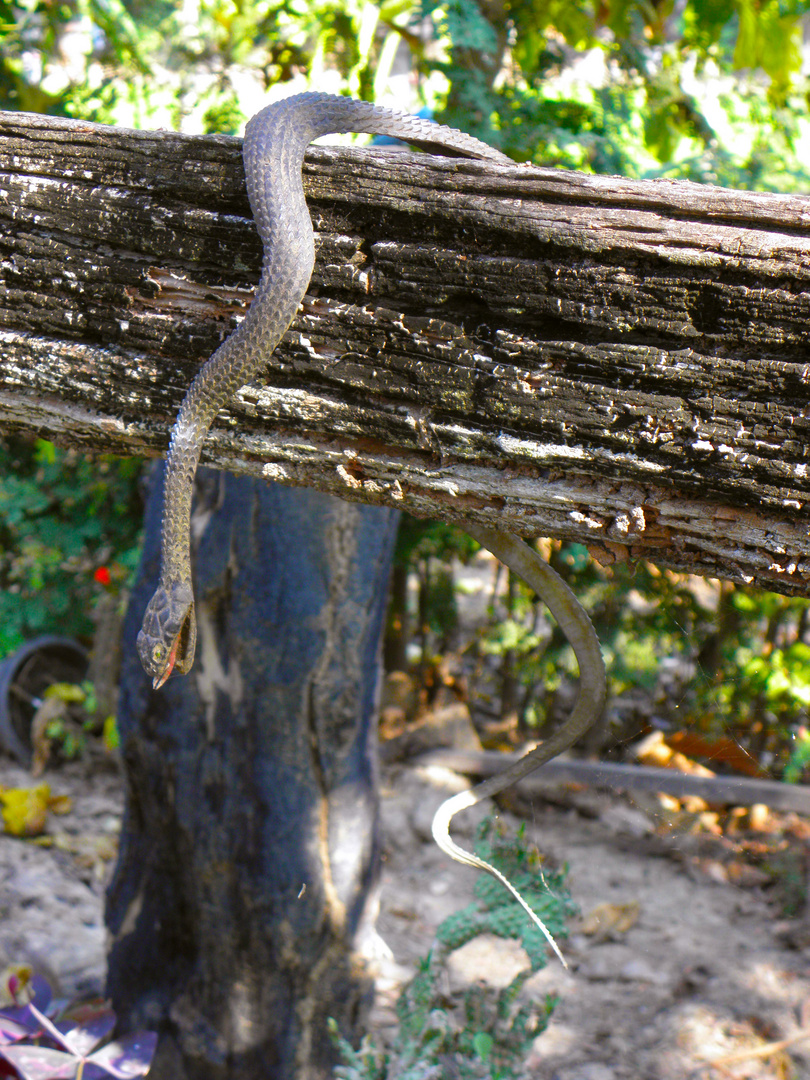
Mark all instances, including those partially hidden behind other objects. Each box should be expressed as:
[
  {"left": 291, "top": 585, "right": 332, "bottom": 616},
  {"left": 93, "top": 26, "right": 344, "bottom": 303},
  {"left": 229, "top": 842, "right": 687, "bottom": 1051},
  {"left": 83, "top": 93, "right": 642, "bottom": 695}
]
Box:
[{"left": 431, "top": 526, "right": 607, "bottom": 966}]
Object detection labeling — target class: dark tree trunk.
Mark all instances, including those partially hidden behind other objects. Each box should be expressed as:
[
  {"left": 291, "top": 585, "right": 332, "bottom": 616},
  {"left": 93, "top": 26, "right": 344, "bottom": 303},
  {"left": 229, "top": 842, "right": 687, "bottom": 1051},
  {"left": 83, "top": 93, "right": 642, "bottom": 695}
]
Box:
[{"left": 105, "top": 466, "right": 398, "bottom": 1079}]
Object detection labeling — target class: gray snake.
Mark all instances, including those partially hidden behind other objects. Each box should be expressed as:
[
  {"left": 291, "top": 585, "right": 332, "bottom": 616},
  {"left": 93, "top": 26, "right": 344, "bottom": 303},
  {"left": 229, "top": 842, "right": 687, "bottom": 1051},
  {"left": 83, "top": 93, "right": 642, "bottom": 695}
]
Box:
[{"left": 137, "top": 92, "right": 606, "bottom": 964}]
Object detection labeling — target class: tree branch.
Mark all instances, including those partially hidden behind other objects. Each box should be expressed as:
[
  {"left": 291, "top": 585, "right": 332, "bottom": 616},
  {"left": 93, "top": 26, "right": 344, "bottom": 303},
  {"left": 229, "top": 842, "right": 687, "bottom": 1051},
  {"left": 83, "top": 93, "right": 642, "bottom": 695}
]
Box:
[{"left": 1, "top": 110, "right": 809, "bottom": 593}]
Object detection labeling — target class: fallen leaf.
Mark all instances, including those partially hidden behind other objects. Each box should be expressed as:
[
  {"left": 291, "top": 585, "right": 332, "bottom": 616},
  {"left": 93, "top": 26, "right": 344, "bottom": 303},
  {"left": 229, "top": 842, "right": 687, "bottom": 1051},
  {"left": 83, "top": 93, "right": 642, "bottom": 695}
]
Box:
[
  {"left": 580, "top": 901, "right": 641, "bottom": 941},
  {"left": 0, "top": 784, "right": 51, "bottom": 837}
]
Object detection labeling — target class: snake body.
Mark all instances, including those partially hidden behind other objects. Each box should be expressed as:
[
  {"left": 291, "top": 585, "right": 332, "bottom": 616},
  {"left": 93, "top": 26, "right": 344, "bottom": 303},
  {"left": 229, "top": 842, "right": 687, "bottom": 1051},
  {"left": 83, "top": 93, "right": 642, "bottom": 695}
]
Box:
[{"left": 137, "top": 93, "right": 606, "bottom": 963}]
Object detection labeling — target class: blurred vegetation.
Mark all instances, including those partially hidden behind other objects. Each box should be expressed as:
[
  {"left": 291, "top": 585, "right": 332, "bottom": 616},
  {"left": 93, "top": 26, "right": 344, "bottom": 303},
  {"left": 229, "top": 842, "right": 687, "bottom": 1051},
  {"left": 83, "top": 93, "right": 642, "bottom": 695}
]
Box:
[
  {"left": 1, "top": 0, "right": 810, "bottom": 778},
  {"left": 4, "top": 0, "right": 810, "bottom": 186},
  {"left": 394, "top": 522, "right": 810, "bottom": 781},
  {"left": 422, "top": 0, "right": 810, "bottom": 190},
  {"left": 0, "top": 437, "right": 142, "bottom": 656}
]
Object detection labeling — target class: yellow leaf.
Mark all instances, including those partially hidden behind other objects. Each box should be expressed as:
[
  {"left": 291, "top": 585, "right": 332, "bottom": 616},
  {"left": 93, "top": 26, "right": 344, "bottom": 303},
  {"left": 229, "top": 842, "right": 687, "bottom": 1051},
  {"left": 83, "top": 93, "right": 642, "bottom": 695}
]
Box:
[
  {"left": 102, "top": 715, "right": 119, "bottom": 753},
  {"left": 0, "top": 964, "right": 34, "bottom": 1007},
  {"left": 0, "top": 784, "right": 51, "bottom": 837},
  {"left": 43, "top": 682, "right": 86, "bottom": 704}
]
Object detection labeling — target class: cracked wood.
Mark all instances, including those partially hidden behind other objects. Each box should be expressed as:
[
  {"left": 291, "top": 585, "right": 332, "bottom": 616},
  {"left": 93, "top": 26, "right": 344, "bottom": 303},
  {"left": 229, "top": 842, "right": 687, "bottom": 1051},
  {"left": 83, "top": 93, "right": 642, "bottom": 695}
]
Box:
[{"left": 1, "top": 109, "right": 809, "bottom": 594}]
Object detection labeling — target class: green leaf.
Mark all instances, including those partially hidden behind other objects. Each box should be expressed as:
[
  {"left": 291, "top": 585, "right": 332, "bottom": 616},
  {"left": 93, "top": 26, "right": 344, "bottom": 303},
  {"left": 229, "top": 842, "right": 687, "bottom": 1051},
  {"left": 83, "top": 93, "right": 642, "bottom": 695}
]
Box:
[{"left": 472, "top": 1030, "right": 493, "bottom": 1060}]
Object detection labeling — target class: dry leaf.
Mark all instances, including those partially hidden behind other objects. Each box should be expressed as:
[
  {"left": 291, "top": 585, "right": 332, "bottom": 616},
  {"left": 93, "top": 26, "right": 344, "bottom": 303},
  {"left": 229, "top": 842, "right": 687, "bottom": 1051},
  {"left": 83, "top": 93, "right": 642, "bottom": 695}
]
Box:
[
  {"left": 580, "top": 901, "right": 641, "bottom": 941},
  {"left": 0, "top": 784, "right": 51, "bottom": 837}
]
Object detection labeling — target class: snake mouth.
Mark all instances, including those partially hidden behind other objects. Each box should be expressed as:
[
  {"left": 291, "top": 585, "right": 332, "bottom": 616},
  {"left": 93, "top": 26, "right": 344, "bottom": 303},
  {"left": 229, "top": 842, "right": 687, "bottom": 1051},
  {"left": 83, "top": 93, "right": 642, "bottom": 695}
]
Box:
[
  {"left": 152, "top": 634, "right": 180, "bottom": 690},
  {"left": 152, "top": 605, "right": 196, "bottom": 688}
]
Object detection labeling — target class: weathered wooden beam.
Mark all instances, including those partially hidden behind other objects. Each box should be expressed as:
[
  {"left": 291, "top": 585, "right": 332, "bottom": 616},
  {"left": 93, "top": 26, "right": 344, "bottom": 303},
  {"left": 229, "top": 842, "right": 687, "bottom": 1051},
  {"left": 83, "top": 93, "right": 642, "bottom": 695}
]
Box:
[
  {"left": 418, "top": 749, "right": 810, "bottom": 815},
  {"left": 1, "top": 110, "right": 809, "bottom": 594}
]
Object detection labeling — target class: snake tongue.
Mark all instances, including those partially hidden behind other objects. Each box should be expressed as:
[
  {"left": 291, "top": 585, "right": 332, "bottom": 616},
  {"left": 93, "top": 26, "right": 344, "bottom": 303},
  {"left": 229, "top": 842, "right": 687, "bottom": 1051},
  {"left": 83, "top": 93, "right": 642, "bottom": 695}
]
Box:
[{"left": 152, "top": 636, "right": 179, "bottom": 690}]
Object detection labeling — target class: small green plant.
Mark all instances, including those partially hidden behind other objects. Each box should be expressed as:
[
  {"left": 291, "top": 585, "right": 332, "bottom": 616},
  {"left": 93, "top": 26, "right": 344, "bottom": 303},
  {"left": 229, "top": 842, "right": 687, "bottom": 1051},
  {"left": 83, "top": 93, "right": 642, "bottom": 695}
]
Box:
[
  {"left": 0, "top": 437, "right": 142, "bottom": 657},
  {"left": 332, "top": 818, "right": 572, "bottom": 1079},
  {"left": 33, "top": 681, "right": 101, "bottom": 769},
  {"left": 435, "top": 820, "right": 574, "bottom": 967},
  {"left": 0, "top": 970, "right": 156, "bottom": 1080}
]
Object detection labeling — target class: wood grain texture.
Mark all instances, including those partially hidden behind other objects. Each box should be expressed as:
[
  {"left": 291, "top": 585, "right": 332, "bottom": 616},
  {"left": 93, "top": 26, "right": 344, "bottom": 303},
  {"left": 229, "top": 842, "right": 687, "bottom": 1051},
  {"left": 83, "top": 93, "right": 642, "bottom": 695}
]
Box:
[{"left": 1, "top": 109, "right": 809, "bottom": 594}]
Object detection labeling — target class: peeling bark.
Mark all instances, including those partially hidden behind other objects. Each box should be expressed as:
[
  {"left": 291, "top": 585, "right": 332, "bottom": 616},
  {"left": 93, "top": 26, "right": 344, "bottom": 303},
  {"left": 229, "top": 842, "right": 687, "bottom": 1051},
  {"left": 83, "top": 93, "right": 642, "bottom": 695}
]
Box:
[{"left": 1, "top": 110, "right": 809, "bottom": 594}]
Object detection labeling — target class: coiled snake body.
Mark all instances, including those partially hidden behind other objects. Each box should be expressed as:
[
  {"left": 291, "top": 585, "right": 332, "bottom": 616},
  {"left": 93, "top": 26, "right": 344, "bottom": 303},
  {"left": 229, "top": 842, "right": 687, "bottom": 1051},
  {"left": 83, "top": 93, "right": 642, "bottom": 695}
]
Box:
[{"left": 137, "top": 93, "right": 606, "bottom": 965}]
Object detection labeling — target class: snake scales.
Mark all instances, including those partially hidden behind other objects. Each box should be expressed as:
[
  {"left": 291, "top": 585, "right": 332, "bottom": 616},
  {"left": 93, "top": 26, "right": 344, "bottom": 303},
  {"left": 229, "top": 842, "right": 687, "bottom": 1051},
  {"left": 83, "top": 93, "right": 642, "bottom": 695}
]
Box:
[{"left": 137, "top": 92, "right": 606, "bottom": 965}]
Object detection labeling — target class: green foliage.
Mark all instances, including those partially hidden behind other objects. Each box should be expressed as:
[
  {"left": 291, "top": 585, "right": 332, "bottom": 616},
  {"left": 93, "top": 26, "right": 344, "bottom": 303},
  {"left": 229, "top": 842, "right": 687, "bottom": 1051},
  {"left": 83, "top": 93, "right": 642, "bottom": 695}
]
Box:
[
  {"left": 5, "top": 0, "right": 810, "bottom": 190},
  {"left": 333, "top": 818, "right": 569, "bottom": 1080},
  {"left": 0, "top": 437, "right": 142, "bottom": 656},
  {"left": 392, "top": 516, "right": 480, "bottom": 663},
  {"left": 393, "top": 521, "right": 810, "bottom": 778},
  {"left": 784, "top": 727, "right": 810, "bottom": 784},
  {"left": 39, "top": 680, "right": 101, "bottom": 763},
  {"left": 638, "top": 578, "right": 810, "bottom": 777},
  {"left": 477, "top": 538, "right": 810, "bottom": 777},
  {"left": 436, "top": 819, "right": 575, "bottom": 969},
  {"left": 395, "top": 515, "right": 479, "bottom": 568},
  {"left": 0, "top": 0, "right": 421, "bottom": 130},
  {"left": 0, "top": 0, "right": 150, "bottom": 118},
  {"left": 419, "top": 0, "right": 810, "bottom": 189}
]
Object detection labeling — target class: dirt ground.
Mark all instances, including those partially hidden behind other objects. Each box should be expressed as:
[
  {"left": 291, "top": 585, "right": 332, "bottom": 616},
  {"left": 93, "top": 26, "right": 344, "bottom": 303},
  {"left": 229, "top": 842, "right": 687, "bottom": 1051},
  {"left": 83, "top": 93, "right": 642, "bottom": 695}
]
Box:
[
  {"left": 1, "top": 752, "right": 809, "bottom": 1080},
  {"left": 375, "top": 762, "right": 810, "bottom": 1080}
]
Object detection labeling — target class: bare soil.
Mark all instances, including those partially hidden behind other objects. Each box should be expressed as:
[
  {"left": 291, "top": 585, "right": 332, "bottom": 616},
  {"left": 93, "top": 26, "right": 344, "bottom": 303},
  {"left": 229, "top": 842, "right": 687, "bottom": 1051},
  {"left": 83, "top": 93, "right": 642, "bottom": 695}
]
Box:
[
  {"left": 2, "top": 753, "right": 808, "bottom": 1080},
  {"left": 376, "top": 762, "right": 810, "bottom": 1079}
]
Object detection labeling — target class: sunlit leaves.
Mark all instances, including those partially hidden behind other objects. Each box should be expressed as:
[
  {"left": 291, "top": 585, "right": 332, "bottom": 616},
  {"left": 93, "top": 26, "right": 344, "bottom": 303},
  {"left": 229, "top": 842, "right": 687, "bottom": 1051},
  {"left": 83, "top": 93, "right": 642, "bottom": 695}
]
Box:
[
  {"left": 733, "top": 0, "right": 804, "bottom": 97},
  {"left": 419, "top": 0, "right": 810, "bottom": 186}
]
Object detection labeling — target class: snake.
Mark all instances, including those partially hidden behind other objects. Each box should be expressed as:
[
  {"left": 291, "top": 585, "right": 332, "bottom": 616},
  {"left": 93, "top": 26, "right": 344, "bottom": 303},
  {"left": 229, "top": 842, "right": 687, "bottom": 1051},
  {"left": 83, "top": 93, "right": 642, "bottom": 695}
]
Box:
[{"left": 136, "top": 92, "right": 607, "bottom": 964}]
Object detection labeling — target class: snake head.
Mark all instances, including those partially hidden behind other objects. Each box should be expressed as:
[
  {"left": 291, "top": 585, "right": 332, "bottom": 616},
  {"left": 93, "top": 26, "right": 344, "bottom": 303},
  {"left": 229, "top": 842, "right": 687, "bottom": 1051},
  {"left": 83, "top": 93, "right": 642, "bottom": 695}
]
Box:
[{"left": 137, "top": 581, "right": 197, "bottom": 689}]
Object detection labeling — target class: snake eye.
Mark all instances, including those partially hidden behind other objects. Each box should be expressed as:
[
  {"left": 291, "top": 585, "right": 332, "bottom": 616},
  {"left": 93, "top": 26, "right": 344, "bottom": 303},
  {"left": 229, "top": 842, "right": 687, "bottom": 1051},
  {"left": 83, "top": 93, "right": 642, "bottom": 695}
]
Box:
[{"left": 152, "top": 644, "right": 164, "bottom": 664}]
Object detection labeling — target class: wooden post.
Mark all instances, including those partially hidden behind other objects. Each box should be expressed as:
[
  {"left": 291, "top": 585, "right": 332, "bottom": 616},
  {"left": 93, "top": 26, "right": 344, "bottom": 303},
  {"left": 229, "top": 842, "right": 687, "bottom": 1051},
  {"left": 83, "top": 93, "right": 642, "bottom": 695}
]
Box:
[{"left": 105, "top": 466, "right": 398, "bottom": 1078}]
